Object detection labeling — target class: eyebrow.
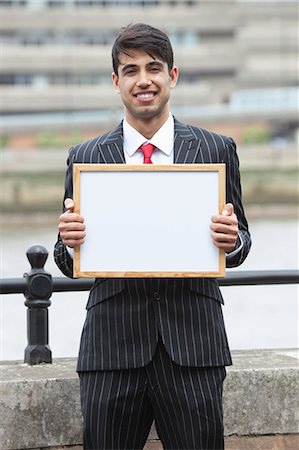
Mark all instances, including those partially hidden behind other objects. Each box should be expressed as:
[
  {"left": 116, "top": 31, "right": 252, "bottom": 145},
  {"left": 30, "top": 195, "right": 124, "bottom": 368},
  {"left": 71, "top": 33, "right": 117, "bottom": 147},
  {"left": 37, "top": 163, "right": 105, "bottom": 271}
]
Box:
[
  {"left": 121, "top": 60, "right": 164, "bottom": 73},
  {"left": 121, "top": 64, "right": 137, "bottom": 73},
  {"left": 148, "top": 61, "right": 164, "bottom": 69}
]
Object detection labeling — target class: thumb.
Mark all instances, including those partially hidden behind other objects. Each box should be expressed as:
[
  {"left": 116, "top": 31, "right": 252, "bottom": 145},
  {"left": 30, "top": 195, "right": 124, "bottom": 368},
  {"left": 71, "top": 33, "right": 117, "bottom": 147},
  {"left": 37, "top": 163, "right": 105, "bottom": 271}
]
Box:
[
  {"left": 222, "top": 203, "right": 234, "bottom": 216},
  {"left": 64, "top": 198, "right": 74, "bottom": 212}
]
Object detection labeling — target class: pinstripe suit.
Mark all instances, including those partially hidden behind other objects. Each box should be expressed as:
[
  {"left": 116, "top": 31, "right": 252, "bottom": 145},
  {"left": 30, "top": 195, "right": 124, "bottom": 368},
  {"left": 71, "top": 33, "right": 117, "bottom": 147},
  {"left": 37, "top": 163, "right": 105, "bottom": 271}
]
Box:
[{"left": 54, "top": 118, "right": 251, "bottom": 449}]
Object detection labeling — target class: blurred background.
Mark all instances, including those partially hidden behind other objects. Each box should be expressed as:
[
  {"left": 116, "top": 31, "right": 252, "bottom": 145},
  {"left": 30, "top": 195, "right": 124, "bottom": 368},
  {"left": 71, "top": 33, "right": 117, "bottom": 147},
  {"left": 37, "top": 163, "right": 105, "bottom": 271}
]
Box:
[{"left": 1, "top": 0, "right": 298, "bottom": 360}]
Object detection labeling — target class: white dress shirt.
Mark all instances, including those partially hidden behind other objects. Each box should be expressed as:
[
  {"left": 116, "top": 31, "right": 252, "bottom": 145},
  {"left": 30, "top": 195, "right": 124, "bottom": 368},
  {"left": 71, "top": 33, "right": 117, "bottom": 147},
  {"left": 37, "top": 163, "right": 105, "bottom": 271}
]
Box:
[{"left": 123, "top": 114, "right": 174, "bottom": 164}]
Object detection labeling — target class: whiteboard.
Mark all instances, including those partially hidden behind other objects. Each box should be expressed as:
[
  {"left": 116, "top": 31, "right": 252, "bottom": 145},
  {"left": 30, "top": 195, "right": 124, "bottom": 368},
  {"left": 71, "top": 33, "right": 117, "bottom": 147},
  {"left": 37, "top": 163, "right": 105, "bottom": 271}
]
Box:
[{"left": 73, "top": 164, "right": 226, "bottom": 278}]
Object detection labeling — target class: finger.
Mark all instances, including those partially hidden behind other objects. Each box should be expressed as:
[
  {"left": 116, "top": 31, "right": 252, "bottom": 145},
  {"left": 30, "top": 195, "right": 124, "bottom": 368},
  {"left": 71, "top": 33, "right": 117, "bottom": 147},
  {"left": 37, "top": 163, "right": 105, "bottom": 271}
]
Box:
[
  {"left": 59, "top": 212, "right": 85, "bottom": 224},
  {"left": 61, "top": 230, "right": 86, "bottom": 241},
  {"left": 211, "top": 232, "right": 238, "bottom": 244},
  {"left": 210, "top": 222, "right": 239, "bottom": 235},
  {"left": 64, "top": 197, "right": 74, "bottom": 212},
  {"left": 211, "top": 235, "right": 238, "bottom": 252},
  {"left": 60, "top": 229, "right": 86, "bottom": 247},
  {"left": 213, "top": 240, "right": 236, "bottom": 251},
  {"left": 62, "top": 237, "right": 85, "bottom": 248},
  {"left": 211, "top": 214, "right": 238, "bottom": 226},
  {"left": 58, "top": 221, "right": 85, "bottom": 234},
  {"left": 221, "top": 203, "right": 234, "bottom": 216}
]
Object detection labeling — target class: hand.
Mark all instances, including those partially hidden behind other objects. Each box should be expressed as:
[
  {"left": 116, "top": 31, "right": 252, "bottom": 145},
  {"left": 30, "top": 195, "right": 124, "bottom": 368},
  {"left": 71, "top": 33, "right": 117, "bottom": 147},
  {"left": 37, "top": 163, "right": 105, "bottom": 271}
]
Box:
[
  {"left": 58, "top": 198, "right": 86, "bottom": 248},
  {"left": 210, "top": 203, "right": 239, "bottom": 253}
]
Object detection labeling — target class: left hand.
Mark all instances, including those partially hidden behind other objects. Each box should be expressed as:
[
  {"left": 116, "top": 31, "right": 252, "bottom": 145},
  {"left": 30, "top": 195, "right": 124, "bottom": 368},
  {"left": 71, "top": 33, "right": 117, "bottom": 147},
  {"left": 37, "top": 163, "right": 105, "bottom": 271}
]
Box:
[{"left": 210, "top": 203, "right": 239, "bottom": 253}]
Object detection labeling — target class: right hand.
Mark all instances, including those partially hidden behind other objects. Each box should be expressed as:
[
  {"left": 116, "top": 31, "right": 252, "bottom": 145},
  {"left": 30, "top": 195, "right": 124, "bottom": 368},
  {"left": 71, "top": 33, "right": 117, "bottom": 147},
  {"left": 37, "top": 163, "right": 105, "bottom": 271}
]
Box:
[{"left": 58, "top": 198, "right": 86, "bottom": 248}]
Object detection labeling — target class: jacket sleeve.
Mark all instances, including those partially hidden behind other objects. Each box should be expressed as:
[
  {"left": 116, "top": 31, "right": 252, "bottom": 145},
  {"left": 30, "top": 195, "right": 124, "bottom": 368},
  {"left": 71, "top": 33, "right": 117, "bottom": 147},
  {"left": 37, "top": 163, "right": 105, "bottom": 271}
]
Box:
[
  {"left": 223, "top": 137, "right": 252, "bottom": 268},
  {"left": 53, "top": 147, "right": 76, "bottom": 278}
]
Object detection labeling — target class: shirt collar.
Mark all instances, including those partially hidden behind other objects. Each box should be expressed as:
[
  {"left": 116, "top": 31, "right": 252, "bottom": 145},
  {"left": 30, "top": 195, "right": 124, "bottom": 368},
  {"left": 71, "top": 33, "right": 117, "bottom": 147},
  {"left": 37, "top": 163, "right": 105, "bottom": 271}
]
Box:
[{"left": 123, "top": 114, "right": 174, "bottom": 157}]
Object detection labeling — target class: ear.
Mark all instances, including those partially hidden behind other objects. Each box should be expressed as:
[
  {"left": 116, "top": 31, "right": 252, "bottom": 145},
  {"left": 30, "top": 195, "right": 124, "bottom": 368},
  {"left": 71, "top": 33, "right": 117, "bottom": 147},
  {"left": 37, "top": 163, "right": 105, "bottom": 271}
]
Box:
[
  {"left": 169, "top": 66, "right": 179, "bottom": 89},
  {"left": 112, "top": 72, "right": 120, "bottom": 93}
]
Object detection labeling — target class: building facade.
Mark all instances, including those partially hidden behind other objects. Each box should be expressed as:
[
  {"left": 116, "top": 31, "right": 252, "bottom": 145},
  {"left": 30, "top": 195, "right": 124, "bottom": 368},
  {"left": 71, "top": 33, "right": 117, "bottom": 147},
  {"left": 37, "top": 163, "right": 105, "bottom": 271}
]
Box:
[{"left": 0, "top": 0, "right": 298, "bottom": 133}]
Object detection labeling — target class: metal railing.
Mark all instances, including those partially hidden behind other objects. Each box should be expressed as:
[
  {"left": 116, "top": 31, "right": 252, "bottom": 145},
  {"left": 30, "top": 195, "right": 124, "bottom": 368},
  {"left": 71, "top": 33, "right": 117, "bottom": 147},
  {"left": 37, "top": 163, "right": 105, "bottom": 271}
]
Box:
[{"left": 1, "top": 244, "right": 299, "bottom": 365}]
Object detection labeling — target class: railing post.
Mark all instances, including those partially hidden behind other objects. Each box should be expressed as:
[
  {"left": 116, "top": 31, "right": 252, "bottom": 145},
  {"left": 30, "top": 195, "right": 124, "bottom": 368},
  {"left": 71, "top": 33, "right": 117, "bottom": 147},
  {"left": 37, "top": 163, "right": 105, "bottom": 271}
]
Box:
[{"left": 23, "top": 244, "right": 53, "bottom": 365}]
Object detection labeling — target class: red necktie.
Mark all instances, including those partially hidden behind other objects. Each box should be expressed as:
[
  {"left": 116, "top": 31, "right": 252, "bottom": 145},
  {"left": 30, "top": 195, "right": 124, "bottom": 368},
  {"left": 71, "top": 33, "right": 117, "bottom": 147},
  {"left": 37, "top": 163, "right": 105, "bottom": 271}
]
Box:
[{"left": 140, "top": 143, "right": 155, "bottom": 164}]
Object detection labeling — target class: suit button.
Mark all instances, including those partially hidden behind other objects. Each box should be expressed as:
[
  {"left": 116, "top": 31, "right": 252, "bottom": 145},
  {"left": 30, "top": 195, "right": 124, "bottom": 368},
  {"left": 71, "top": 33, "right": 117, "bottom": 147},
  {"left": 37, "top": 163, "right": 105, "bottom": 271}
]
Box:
[{"left": 153, "top": 292, "right": 161, "bottom": 301}]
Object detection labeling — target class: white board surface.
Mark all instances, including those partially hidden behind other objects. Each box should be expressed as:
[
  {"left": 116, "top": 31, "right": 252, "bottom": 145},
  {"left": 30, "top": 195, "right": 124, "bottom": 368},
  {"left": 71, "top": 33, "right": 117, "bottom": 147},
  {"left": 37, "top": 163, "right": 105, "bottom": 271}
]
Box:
[{"left": 73, "top": 164, "right": 225, "bottom": 278}]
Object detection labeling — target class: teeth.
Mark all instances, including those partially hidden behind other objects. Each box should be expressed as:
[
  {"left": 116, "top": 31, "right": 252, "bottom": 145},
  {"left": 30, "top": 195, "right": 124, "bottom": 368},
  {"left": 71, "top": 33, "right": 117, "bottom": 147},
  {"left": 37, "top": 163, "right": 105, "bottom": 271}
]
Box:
[{"left": 137, "top": 93, "right": 154, "bottom": 98}]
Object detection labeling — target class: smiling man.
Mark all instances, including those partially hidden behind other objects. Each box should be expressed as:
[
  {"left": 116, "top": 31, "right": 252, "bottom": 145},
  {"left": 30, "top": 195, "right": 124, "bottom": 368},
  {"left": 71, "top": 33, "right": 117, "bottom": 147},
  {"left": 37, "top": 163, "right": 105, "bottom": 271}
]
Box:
[{"left": 54, "top": 23, "right": 251, "bottom": 450}]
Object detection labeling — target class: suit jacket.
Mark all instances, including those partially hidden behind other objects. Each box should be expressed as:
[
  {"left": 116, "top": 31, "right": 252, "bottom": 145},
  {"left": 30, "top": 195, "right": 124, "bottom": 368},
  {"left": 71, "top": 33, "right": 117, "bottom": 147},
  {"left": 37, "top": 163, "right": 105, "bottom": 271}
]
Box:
[{"left": 54, "top": 118, "right": 251, "bottom": 371}]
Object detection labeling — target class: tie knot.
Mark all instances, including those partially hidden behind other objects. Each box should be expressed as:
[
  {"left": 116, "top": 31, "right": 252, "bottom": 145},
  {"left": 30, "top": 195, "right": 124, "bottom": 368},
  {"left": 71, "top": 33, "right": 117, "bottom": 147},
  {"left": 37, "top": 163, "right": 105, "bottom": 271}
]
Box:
[{"left": 140, "top": 143, "right": 155, "bottom": 164}]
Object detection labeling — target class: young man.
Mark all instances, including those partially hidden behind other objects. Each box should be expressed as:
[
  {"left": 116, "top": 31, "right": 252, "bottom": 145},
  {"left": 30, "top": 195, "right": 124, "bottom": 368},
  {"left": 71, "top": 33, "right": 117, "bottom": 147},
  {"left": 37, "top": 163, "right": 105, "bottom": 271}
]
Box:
[{"left": 55, "top": 23, "right": 251, "bottom": 450}]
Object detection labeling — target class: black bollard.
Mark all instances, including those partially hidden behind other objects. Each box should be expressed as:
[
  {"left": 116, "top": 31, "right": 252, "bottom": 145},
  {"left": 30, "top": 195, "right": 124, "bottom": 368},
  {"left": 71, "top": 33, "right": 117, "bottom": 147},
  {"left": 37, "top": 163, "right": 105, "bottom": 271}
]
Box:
[{"left": 24, "top": 245, "right": 53, "bottom": 365}]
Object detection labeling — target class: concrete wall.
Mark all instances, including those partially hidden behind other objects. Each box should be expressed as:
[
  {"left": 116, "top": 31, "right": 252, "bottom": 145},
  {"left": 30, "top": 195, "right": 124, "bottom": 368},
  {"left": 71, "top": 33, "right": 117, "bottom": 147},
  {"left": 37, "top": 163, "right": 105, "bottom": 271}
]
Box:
[{"left": 1, "top": 349, "right": 298, "bottom": 450}]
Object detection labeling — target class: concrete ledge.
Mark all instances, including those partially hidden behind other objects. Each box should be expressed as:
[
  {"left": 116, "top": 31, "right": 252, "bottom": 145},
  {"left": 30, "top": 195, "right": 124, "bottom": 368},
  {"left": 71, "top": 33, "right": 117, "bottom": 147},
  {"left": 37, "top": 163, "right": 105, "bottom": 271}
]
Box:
[
  {"left": 22, "top": 435, "right": 299, "bottom": 450},
  {"left": 1, "top": 349, "right": 298, "bottom": 450}
]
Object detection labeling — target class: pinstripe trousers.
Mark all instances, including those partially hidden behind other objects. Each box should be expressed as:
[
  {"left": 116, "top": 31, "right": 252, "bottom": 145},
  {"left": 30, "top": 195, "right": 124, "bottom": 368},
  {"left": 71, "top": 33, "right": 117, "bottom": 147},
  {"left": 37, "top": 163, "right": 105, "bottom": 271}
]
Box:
[{"left": 79, "top": 338, "right": 226, "bottom": 450}]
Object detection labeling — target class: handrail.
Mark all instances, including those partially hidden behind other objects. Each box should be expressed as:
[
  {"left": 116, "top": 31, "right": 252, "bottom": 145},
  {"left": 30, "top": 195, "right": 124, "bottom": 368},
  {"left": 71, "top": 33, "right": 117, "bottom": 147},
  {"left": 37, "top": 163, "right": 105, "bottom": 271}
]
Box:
[
  {"left": 1, "top": 244, "right": 298, "bottom": 365},
  {"left": 1, "top": 270, "right": 299, "bottom": 295}
]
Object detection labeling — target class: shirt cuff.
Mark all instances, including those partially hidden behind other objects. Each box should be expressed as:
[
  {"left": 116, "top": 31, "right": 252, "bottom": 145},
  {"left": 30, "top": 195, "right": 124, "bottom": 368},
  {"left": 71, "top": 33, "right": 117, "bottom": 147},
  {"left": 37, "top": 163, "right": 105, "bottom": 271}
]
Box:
[
  {"left": 66, "top": 246, "right": 74, "bottom": 259},
  {"left": 226, "top": 233, "right": 244, "bottom": 260}
]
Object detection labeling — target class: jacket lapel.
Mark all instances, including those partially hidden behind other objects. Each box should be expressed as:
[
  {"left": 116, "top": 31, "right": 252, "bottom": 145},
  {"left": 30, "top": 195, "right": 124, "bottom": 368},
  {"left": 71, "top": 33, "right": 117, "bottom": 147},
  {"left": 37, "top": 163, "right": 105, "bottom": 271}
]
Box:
[
  {"left": 97, "top": 122, "right": 126, "bottom": 163},
  {"left": 97, "top": 118, "right": 202, "bottom": 164},
  {"left": 173, "top": 118, "right": 202, "bottom": 164}
]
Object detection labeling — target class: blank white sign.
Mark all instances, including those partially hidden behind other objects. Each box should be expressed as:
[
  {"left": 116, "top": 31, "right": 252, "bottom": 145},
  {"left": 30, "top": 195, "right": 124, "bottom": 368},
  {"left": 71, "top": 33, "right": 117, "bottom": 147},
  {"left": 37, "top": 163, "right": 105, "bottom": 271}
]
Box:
[{"left": 73, "top": 164, "right": 225, "bottom": 278}]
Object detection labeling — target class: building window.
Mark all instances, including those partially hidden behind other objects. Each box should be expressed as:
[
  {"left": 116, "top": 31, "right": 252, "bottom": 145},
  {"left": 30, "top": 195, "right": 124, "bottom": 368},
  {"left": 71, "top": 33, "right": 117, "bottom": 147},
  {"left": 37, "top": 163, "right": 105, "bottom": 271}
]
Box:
[
  {"left": 47, "top": 1, "right": 65, "bottom": 7},
  {"left": 170, "top": 31, "right": 199, "bottom": 47},
  {"left": 0, "top": 0, "right": 27, "bottom": 6},
  {"left": 0, "top": 74, "right": 15, "bottom": 85}
]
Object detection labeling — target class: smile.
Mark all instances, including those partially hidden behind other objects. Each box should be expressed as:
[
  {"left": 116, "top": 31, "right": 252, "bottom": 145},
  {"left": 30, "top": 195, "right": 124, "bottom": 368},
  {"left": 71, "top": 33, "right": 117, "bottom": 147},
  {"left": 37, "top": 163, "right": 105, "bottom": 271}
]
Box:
[{"left": 135, "top": 92, "right": 157, "bottom": 99}]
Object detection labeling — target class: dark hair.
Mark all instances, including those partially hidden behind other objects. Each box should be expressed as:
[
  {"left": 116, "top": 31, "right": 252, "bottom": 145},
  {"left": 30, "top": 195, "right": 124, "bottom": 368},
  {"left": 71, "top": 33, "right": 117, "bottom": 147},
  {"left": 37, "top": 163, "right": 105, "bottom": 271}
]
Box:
[{"left": 112, "top": 23, "right": 174, "bottom": 76}]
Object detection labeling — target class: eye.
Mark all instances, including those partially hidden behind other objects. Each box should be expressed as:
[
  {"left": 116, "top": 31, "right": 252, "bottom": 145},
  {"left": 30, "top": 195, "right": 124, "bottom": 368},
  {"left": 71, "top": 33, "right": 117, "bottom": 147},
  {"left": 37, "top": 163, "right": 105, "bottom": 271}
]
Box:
[
  {"left": 123, "top": 67, "right": 136, "bottom": 76},
  {"left": 150, "top": 66, "right": 161, "bottom": 72}
]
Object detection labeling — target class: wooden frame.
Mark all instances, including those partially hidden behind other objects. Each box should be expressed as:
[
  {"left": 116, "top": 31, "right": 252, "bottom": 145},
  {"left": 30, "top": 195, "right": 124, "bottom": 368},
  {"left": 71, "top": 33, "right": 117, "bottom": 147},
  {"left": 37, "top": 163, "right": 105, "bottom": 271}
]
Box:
[{"left": 73, "top": 164, "right": 226, "bottom": 278}]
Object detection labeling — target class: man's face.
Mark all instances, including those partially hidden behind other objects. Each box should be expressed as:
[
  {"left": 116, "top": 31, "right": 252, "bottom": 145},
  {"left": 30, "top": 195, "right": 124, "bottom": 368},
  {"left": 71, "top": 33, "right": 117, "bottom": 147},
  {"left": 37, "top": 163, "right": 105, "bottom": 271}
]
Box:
[{"left": 112, "top": 49, "right": 178, "bottom": 127}]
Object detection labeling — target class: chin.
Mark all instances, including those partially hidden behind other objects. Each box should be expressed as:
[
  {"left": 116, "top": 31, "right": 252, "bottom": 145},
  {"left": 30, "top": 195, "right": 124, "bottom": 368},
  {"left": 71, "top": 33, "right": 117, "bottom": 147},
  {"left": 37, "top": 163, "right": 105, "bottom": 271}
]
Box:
[{"left": 135, "top": 106, "right": 164, "bottom": 120}]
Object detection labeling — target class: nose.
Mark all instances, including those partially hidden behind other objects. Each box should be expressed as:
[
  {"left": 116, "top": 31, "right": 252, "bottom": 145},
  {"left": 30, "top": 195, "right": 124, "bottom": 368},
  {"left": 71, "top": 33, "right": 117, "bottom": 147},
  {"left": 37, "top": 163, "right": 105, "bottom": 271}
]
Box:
[{"left": 136, "top": 76, "right": 152, "bottom": 88}]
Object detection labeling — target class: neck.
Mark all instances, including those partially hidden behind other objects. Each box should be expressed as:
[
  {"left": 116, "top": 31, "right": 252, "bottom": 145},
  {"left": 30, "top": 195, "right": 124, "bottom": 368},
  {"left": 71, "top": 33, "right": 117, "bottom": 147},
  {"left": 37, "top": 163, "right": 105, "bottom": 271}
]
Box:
[{"left": 125, "top": 111, "right": 170, "bottom": 140}]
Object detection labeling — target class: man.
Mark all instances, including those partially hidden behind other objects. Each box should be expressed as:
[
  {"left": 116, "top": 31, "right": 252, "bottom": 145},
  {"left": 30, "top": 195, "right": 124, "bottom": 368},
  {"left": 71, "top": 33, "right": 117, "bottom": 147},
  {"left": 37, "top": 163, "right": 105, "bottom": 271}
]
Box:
[{"left": 54, "top": 23, "right": 251, "bottom": 450}]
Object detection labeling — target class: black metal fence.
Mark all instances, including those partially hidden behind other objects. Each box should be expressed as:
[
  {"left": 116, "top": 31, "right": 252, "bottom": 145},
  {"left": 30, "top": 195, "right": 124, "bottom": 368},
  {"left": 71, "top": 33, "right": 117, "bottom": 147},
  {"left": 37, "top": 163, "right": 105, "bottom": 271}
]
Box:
[{"left": 1, "top": 244, "right": 299, "bottom": 365}]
